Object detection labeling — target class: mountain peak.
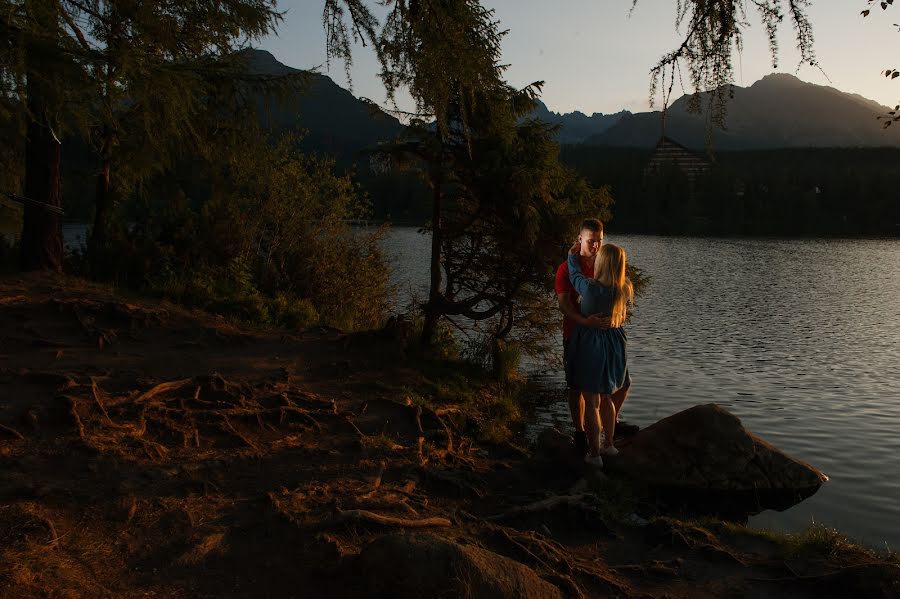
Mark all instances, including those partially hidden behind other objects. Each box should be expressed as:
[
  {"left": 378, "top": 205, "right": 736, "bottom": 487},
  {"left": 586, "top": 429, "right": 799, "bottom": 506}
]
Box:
[
  {"left": 756, "top": 72, "right": 804, "bottom": 86},
  {"left": 238, "top": 48, "right": 299, "bottom": 76}
]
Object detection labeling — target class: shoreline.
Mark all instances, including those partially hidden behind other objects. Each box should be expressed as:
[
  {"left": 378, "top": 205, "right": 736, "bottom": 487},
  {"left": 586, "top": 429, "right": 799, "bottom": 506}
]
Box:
[
  {"left": 1, "top": 272, "right": 897, "bottom": 598},
  {"left": 8, "top": 220, "right": 900, "bottom": 243}
]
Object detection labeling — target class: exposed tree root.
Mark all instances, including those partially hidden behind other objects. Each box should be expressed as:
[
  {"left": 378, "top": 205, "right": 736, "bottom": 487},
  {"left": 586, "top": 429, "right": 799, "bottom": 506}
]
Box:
[
  {"left": 56, "top": 395, "right": 86, "bottom": 439},
  {"left": 135, "top": 379, "right": 193, "bottom": 403},
  {"left": 90, "top": 378, "right": 119, "bottom": 427},
  {"left": 275, "top": 406, "right": 321, "bottom": 431},
  {"left": 216, "top": 415, "right": 259, "bottom": 452},
  {"left": 0, "top": 423, "right": 25, "bottom": 440}
]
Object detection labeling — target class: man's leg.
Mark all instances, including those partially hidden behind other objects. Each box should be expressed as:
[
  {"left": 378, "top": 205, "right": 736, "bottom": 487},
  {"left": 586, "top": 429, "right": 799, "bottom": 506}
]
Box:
[
  {"left": 584, "top": 393, "right": 602, "bottom": 457},
  {"left": 599, "top": 394, "right": 617, "bottom": 449},
  {"left": 564, "top": 340, "right": 587, "bottom": 455},
  {"left": 569, "top": 388, "right": 587, "bottom": 456}
]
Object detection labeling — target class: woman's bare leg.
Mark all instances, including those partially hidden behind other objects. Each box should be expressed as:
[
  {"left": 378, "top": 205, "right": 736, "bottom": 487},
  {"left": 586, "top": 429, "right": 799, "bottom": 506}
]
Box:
[
  {"left": 584, "top": 393, "right": 602, "bottom": 456},
  {"left": 600, "top": 394, "right": 617, "bottom": 448},
  {"left": 611, "top": 376, "right": 630, "bottom": 418}
]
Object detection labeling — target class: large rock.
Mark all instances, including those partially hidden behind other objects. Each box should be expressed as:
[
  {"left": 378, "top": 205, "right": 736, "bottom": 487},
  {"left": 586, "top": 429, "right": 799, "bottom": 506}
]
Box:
[
  {"left": 357, "top": 533, "right": 564, "bottom": 599},
  {"left": 606, "top": 404, "right": 827, "bottom": 516}
]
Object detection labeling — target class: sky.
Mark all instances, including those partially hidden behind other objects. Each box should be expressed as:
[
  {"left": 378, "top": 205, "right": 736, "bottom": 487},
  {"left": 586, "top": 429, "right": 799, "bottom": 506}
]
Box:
[{"left": 258, "top": 1, "right": 900, "bottom": 116}]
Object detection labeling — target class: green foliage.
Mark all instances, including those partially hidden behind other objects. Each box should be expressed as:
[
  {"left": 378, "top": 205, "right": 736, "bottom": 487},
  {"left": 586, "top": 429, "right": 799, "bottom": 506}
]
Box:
[
  {"left": 462, "top": 334, "right": 522, "bottom": 384},
  {"left": 776, "top": 524, "right": 855, "bottom": 559},
  {"left": 404, "top": 304, "right": 462, "bottom": 361},
  {"left": 72, "top": 133, "right": 390, "bottom": 332}
]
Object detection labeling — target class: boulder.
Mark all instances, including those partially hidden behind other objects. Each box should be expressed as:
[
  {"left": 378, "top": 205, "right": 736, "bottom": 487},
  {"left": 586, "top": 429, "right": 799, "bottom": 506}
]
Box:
[
  {"left": 357, "top": 533, "right": 564, "bottom": 599},
  {"left": 534, "top": 426, "right": 573, "bottom": 460},
  {"left": 606, "top": 404, "right": 827, "bottom": 516}
]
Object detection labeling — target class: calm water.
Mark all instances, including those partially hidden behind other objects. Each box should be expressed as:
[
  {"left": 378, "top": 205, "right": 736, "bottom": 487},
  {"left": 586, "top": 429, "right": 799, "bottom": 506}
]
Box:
[{"left": 381, "top": 228, "right": 900, "bottom": 550}]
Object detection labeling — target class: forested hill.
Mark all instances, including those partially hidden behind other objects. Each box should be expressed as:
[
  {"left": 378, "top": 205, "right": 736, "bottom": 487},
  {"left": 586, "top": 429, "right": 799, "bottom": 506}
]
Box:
[
  {"left": 561, "top": 146, "right": 900, "bottom": 236},
  {"left": 587, "top": 74, "right": 900, "bottom": 150},
  {"left": 241, "top": 49, "right": 404, "bottom": 162}
]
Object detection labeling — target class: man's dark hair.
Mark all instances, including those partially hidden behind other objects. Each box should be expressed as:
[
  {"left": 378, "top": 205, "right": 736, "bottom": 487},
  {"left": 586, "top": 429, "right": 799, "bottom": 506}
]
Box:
[{"left": 580, "top": 218, "right": 603, "bottom": 233}]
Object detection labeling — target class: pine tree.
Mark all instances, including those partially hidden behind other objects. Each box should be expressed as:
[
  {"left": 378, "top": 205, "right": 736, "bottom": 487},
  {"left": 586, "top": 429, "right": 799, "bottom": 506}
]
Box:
[
  {"left": 0, "top": 1, "right": 306, "bottom": 271},
  {"left": 52, "top": 1, "right": 294, "bottom": 265}
]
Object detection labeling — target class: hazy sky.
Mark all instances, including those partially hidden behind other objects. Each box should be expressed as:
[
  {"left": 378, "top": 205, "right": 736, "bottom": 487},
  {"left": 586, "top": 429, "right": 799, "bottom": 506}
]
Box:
[{"left": 258, "top": 1, "right": 900, "bottom": 115}]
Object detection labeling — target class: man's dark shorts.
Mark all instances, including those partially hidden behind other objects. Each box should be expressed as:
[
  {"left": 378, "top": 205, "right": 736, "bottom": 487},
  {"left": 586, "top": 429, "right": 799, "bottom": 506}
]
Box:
[{"left": 563, "top": 338, "right": 632, "bottom": 392}]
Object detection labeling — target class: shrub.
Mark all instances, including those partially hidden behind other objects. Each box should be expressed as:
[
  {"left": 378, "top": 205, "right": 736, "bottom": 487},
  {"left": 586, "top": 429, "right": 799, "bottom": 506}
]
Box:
[{"left": 81, "top": 135, "right": 390, "bottom": 332}]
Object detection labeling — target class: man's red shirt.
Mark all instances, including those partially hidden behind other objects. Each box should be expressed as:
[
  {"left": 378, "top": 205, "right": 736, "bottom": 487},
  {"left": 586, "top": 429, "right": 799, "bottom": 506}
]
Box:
[{"left": 555, "top": 255, "right": 594, "bottom": 340}]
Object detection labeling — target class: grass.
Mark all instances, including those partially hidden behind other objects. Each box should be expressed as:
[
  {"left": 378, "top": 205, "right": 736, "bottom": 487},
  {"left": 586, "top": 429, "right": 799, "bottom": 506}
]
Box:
[{"left": 701, "top": 519, "right": 900, "bottom": 563}]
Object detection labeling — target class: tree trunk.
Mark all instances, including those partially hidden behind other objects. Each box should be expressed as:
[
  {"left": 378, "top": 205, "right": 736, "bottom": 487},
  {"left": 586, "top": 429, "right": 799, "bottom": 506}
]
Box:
[
  {"left": 421, "top": 168, "right": 443, "bottom": 346},
  {"left": 89, "top": 132, "right": 113, "bottom": 266},
  {"left": 20, "top": 15, "right": 63, "bottom": 273}
]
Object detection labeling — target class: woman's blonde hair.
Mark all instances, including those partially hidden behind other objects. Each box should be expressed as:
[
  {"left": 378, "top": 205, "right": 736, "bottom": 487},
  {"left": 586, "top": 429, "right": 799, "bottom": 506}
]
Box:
[{"left": 593, "top": 243, "right": 634, "bottom": 327}]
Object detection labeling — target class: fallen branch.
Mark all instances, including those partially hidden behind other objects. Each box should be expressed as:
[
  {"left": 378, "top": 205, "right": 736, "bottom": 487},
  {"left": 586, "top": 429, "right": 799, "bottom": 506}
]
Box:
[{"left": 332, "top": 507, "right": 451, "bottom": 528}]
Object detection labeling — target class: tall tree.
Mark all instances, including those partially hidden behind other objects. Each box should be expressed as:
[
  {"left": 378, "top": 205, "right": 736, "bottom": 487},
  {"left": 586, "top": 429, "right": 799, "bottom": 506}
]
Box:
[
  {"left": 326, "top": 0, "right": 520, "bottom": 345},
  {"left": 13, "top": 1, "right": 83, "bottom": 271},
  {"left": 336, "top": 2, "right": 611, "bottom": 353},
  {"left": 53, "top": 1, "right": 290, "bottom": 263}
]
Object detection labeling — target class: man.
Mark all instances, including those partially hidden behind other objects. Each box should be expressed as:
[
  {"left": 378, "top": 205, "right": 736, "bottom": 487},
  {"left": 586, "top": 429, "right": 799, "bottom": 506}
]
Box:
[{"left": 555, "top": 218, "right": 632, "bottom": 456}]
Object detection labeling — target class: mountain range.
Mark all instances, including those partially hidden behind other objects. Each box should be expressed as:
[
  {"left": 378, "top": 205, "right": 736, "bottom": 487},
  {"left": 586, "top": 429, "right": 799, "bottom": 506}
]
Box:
[
  {"left": 587, "top": 73, "right": 900, "bottom": 149},
  {"left": 244, "top": 49, "right": 900, "bottom": 155},
  {"left": 528, "top": 100, "right": 628, "bottom": 144}
]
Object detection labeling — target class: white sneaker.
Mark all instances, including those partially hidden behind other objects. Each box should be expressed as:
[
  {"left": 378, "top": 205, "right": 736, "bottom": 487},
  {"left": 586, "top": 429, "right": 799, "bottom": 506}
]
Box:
[
  {"left": 584, "top": 454, "right": 604, "bottom": 467},
  {"left": 599, "top": 445, "right": 619, "bottom": 457}
]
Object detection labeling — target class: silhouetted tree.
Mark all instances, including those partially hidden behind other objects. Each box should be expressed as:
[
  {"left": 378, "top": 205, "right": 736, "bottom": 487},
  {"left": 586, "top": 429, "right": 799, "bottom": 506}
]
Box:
[
  {"left": 0, "top": 1, "right": 305, "bottom": 271},
  {"left": 862, "top": 0, "right": 900, "bottom": 127}
]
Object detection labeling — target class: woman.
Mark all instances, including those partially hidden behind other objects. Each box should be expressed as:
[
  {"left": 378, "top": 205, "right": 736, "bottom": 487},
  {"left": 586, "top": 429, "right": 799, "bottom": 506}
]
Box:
[{"left": 566, "top": 242, "right": 634, "bottom": 466}]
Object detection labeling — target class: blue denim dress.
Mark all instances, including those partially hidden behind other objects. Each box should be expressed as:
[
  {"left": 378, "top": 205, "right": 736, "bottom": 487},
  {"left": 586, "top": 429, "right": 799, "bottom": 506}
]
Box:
[{"left": 565, "top": 253, "right": 629, "bottom": 394}]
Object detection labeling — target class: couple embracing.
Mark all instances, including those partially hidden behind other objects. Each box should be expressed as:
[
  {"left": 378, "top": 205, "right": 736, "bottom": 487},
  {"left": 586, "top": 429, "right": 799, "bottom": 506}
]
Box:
[{"left": 555, "top": 219, "right": 634, "bottom": 468}]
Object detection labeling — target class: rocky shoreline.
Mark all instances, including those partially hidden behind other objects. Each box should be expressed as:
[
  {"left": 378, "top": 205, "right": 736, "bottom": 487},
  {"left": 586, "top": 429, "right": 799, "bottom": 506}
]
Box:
[{"left": 1, "top": 273, "right": 897, "bottom": 598}]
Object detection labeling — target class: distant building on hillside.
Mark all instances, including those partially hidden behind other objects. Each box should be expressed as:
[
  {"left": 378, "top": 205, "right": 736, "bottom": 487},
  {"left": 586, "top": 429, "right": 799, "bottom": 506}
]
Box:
[
  {"left": 642, "top": 136, "right": 712, "bottom": 206},
  {"left": 643, "top": 136, "right": 710, "bottom": 182}
]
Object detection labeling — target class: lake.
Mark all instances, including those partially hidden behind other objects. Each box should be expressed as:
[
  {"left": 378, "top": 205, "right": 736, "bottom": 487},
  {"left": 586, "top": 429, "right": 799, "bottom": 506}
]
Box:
[
  {"left": 63, "top": 225, "right": 900, "bottom": 549},
  {"left": 381, "top": 227, "right": 900, "bottom": 551}
]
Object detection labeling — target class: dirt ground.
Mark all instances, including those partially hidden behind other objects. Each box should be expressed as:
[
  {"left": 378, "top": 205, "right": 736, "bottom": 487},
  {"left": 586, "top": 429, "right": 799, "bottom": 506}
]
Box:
[{"left": 1, "top": 273, "right": 897, "bottom": 598}]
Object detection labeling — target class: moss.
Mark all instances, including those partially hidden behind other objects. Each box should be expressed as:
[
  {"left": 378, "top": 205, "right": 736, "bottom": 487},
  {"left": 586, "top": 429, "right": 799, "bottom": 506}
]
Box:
[{"left": 362, "top": 434, "right": 405, "bottom": 456}]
